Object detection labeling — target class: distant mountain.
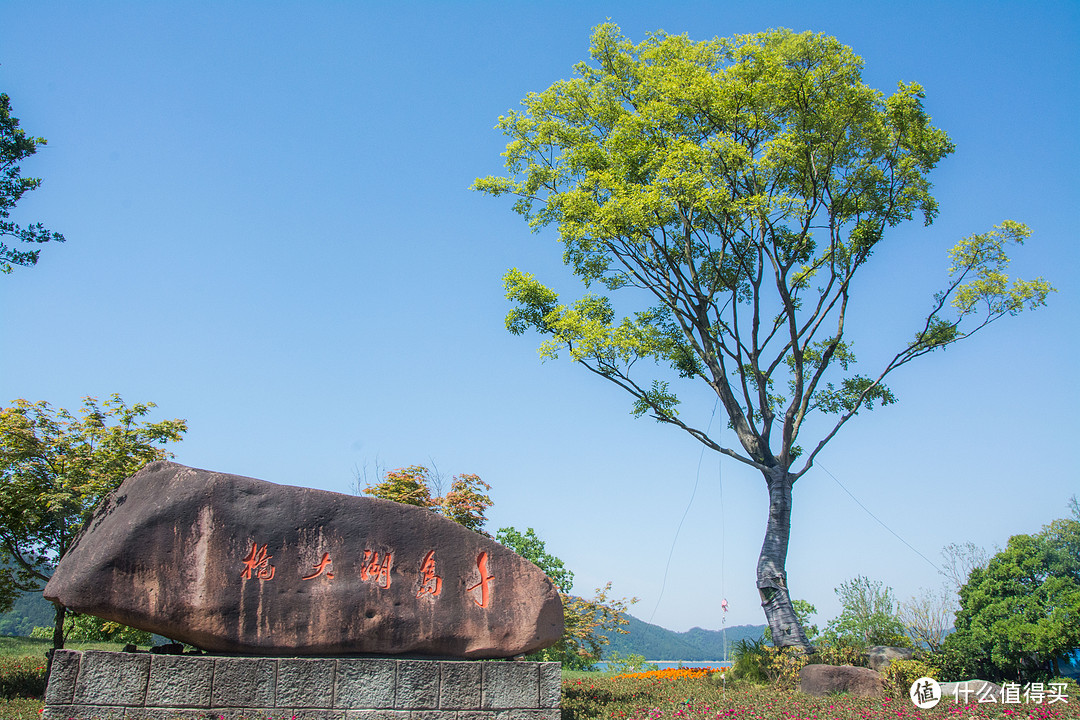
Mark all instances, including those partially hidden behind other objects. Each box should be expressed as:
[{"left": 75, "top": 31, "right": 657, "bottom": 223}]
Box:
[
  {"left": 0, "top": 587, "right": 53, "bottom": 637},
  {"left": 601, "top": 613, "right": 765, "bottom": 661}
]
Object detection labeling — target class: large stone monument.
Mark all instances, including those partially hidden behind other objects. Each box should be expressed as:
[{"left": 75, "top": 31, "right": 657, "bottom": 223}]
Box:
[{"left": 42, "top": 461, "right": 564, "bottom": 719}]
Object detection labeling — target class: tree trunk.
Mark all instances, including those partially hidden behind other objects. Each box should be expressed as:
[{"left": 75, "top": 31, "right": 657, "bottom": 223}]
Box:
[
  {"left": 52, "top": 602, "right": 66, "bottom": 650},
  {"left": 757, "top": 465, "right": 814, "bottom": 652},
  {"left": 44, "top": 602, "right": 66, "bottom": 693}
]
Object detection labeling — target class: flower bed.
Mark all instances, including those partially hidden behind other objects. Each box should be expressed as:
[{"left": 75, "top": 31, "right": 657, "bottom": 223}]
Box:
[
  {"left": 0, "top": 655, "right": 47, "bottom": 700},
  {"left": 563, "top": 670, "right": 1080, "bottom": 720}
]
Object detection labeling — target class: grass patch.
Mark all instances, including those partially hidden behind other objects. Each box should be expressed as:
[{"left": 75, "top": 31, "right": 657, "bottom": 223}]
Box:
[{"left": 0, "top": 634, "right": 127, "bottom": 656}]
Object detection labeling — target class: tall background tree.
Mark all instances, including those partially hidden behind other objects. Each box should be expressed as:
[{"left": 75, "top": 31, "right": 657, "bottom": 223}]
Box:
[
  {"left": 0, "top": 92, "right": 65, "bottom": 273},
  {"left": 0, "top": 395, "right": 186, "bottom": 648},
  {"left": 941, "top": 502, "right": 1080, "bottom": 682},
  {"left": 474, "top": 24, "right": 1053, "bottom": 650}
]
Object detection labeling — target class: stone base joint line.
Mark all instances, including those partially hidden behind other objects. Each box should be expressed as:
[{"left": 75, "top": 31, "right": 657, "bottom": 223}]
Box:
[{"left": 44, "top": 650, "right": 561, "bottom": 720}]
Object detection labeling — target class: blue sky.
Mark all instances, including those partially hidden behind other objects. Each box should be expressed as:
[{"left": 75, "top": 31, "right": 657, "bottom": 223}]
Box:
[{"left": 1, "top": 2, "right": 1077, "bottom": 636}]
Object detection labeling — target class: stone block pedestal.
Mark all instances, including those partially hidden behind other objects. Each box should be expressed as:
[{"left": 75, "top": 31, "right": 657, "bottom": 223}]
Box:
[{"left": 44, "top": 650, "right": 561, "bottom": 720}]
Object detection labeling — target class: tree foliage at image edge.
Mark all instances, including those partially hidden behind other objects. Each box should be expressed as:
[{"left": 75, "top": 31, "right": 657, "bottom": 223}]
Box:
[{"left": 0, "top": 92, "right": 65, "bottom": 274}]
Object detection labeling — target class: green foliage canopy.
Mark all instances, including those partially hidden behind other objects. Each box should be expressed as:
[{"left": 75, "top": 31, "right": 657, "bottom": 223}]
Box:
[
  {"left": 0, "top": 395, "right": 186, "bottom": 609},
  {"left": 944, "top": 509, "right": 1080, "bottom": 681},
  {"left": 362, "top": 464, "right": 494, "bottom": 536},
  {"left": 0, "top": 394, "right": 185, "bottom": 649},
  {"left": 495, "top": 526, "right": 574, "bottom": 593},
  {"left": 475, "top": 24, "right": 1053, "bottom": 478},
  {"left": 30, "top": 614, "right": 152, "bottom": 646},
  {"left": 0, "top": 92, "right": 65, "bottom": 274}
]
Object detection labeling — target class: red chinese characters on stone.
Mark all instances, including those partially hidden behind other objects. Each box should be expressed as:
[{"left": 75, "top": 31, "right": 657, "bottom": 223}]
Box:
[
  {"left": 301, "top": 552, "right": 334, "bottom": 581},
  {"left": 466, "top": 551, "right": 494, "bottom": 608},
  {"left": 416, "top": 550, "right": 442, "bottom": 598},
  {"left": 360, "top": 550, "right": 393, "bottom": 589},
  {"left": 240, "top": 542, "right": 275, "bottom": 580},
  {"left": 238, "top": 541, "right": 497, "bottom": 608}
]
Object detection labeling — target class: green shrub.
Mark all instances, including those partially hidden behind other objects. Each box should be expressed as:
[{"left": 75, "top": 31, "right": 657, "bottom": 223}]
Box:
[
  {"left": 0, "top": 656, "right": 47, "bottom": 700},
  {"left": 730, "top": 637, "right": 770, "bottom": 683},
  {"left": 880, "top": 657, "right": 941, "bottom": 700},
  {"left": 818, "top": 576, "right": 913, "bottom": 650},
  {"left": 810, "top": 640, "right": 869, "bottom": 668},
  {"left": 763, "top": 646, "right": 810, "bottom": 690},
  {"left": 935, "top": 630, "right": 990, "bottom": 681},
  {"left": 31, "top": 614, "right": 152, "bottom": 646},
  {"left": 730, "top": 638, "right": 813, "bottom": 689}
]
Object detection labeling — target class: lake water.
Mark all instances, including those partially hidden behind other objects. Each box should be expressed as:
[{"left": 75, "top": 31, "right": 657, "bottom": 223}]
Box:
[{"left": 593, "top": 660, "right": 732, "bottom": 672}]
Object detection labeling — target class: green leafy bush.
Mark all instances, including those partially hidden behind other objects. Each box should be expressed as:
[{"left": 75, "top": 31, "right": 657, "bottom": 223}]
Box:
[
  {"left": 730, "top": 638, "right": 770, "bottom": 683},
  {"left": 0, "top": 656, "right": 47, "bottom": 699},
  {"left": 880, "top": 657, "right": 941, "bottom": 699},
  {"left": 763, "top": 646, "right": 810, "bottom": 690},
  {"left": 935, "top": 628, "right": 990, "bottom": 681},
  {"left": 31, "top": 613, "right": 152, "bottom": 645},
  {"left": 810, "top": 639, "right": 869, "bottom": 668}
]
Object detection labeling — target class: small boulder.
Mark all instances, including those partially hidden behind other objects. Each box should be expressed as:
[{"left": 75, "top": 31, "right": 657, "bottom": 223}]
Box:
[
  {"left": 800, "top": 664, "right": 884, "bottom": 698},
  {"left": 867, "top": 646, "right": 915, "bottom": 672}
]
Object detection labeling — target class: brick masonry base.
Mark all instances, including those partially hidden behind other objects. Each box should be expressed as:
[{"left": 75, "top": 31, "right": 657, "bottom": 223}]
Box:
[{"left": 44, "top": 649, "right": 561, "bottom": 720}]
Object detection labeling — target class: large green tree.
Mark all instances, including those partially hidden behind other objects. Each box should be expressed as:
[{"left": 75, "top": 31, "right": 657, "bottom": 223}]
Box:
[
  {"left": 944, "top": 508, "right": 1080, "bottom": 681},
  {"left": 474, "top": 25, "right": 1053, "bottom": 651},
  {"left": 1, "top": 92, "right": 65, "bottom": 273},
  {"left": 0, "top": 395, "right": 186, "bottom": 648}
]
